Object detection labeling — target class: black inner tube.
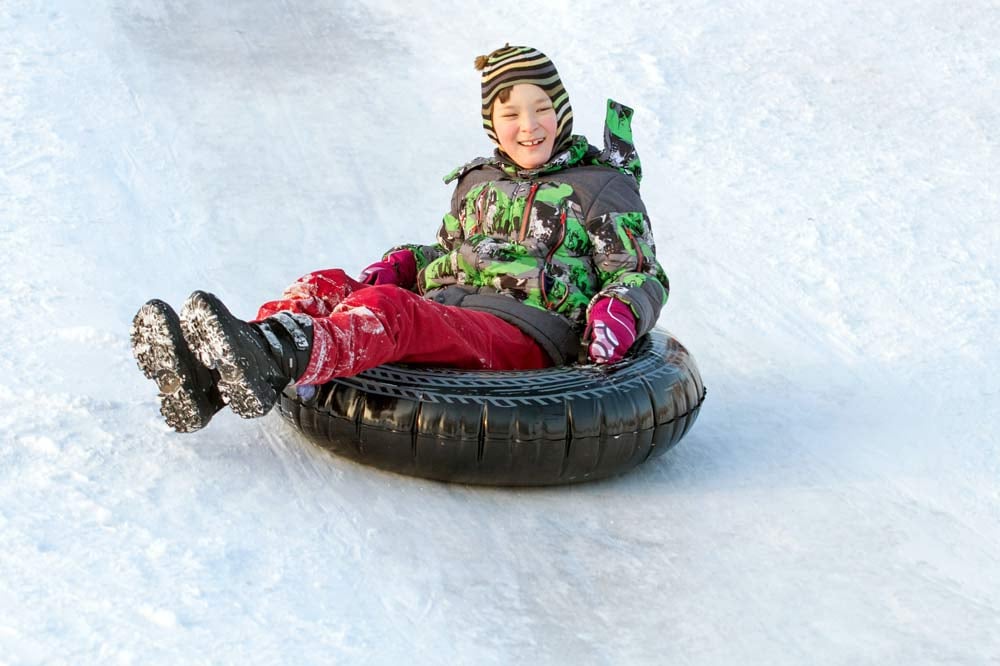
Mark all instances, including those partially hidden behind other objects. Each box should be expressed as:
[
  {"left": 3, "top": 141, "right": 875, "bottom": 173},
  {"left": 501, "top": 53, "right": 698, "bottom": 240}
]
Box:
[{"left": 279, "top": 329, "right": 705, "bottom": 486}]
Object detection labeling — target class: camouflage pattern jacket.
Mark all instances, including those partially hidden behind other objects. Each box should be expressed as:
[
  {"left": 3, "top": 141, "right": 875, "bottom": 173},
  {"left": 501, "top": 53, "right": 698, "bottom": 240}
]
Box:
[{"left": 391, "top": 101, "right": 669, "bottom": 365}]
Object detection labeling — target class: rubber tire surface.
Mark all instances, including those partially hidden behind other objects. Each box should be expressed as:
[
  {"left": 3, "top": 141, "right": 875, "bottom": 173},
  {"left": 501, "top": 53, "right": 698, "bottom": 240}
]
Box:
[{"left": 278, "top": 329, "right": 706, "bottom": 486}]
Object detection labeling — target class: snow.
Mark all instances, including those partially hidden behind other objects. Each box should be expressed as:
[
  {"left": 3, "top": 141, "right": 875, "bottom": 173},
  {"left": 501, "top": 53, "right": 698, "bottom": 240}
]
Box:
[{"left": 1, "top": 0, "right": 998, "bottom": 663}]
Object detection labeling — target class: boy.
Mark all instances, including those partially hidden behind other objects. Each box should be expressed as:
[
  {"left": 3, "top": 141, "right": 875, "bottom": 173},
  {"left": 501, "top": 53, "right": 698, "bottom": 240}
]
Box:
[{"left": 132, "top": 45, "right": 669, "bottom": 432}]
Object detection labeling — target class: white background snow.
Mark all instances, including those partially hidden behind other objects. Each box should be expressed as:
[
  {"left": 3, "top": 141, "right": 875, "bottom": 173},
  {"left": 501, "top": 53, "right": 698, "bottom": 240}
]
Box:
[{"left": 2, "top": 0, "right": 998, "bottom": 663}]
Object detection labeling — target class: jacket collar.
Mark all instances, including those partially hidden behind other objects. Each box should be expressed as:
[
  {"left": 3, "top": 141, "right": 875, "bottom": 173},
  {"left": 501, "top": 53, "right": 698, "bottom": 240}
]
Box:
[{"left": 492, "top": 135, "right": 592, "bottom": 179}]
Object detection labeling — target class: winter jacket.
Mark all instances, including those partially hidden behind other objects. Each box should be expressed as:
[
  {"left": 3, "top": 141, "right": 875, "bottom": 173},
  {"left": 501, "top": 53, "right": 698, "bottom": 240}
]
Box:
[{"left": 389, "top": 100, "right": 669, "bottom": 365}]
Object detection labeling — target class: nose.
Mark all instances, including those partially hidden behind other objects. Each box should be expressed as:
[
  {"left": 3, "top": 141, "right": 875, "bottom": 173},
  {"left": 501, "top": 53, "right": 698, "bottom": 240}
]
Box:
[{"left": 519, "top": 111, "right": 539, "bottom": 133}]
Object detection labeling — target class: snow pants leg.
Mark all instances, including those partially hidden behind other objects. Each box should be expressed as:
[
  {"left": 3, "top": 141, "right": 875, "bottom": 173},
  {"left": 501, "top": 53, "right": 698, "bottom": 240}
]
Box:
[{"left": 255, "top": 269, "right": 552, "bottom": 386}]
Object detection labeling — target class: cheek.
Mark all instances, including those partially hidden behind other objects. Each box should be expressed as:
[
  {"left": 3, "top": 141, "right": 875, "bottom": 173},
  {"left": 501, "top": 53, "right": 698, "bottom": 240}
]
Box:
[
  {"left": 494, "top": 117, "right": 517, "bottom": 143},
  {"left": 500, "top": 121, "right": 519, "bottom": 141},
  {"left": 542, "top": 115, "right": 558, "bottom": 140}
]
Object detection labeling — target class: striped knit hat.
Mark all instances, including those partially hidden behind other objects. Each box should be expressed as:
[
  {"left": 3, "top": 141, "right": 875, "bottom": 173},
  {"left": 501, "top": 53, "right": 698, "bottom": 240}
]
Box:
[{"left": 475, "top": 45, "right": 574, "bottom": 156}]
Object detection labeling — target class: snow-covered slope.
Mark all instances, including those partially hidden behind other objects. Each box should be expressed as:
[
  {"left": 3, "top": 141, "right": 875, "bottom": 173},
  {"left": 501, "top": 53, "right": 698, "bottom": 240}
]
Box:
[{"left": 2, "top": 1, "right": 998, "bottom": 663}]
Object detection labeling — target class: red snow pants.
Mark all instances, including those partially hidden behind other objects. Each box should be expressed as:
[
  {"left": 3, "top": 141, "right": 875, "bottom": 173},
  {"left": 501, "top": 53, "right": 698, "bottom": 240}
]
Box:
[{"left": 254, "top": 269, "right": 552, "bottom": 385}]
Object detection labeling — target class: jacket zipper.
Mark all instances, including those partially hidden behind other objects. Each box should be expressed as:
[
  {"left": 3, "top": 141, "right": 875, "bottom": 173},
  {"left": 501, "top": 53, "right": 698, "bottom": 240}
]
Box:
[
  {"left": 517, "top": 183, "right": 540, "bottom": 242},
  {"left": 540, "top": 209, "right": 568, "bottom": 309},
  {"left": 471, "top": 186, "right": 489, "bottom": 235},
  {"left": 625, "top": 228, "right": 645, "bottom": 272}
]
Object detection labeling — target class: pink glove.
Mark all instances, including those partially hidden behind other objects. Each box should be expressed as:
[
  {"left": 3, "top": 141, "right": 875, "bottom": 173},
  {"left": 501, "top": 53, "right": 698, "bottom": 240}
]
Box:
[
  {"left": 358, "top": 250, "right": 417, "bottom": 287},
  {"left": 586, "top": 297, "right": 637, "bottom": 364}
]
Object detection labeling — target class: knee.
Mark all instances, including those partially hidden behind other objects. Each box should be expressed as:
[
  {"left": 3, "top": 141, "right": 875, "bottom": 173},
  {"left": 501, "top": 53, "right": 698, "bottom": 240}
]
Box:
[
  {"left": 298, "top": 268, "right": 351, "bottom": 286},
  {"left": 282, "top": 268, "right": 354, "bottom": 300},
  {"left": 338, "top": 284, "right": 416, "bottom": 316}
]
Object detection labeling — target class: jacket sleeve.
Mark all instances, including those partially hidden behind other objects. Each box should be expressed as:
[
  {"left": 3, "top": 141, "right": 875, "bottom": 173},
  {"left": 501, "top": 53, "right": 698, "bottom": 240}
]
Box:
[
  {"left": 584, "top": 173, "right": 669, "bottom": 337},
  {"left": 382, "top": 178, "right": 470, "bottom": 278},
  {"left": 386, "top": 217, "right": 456, "bottom": 269}
]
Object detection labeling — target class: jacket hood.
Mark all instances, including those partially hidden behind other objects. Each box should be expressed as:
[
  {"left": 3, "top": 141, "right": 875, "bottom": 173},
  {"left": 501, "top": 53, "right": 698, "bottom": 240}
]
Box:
[{"left": 596, "top": 100, "right": 642, "bottom": 184}]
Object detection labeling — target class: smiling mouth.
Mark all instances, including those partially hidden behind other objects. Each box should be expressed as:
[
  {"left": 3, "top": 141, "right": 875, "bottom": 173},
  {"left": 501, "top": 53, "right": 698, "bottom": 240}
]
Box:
[{"left": 518, "top": 138, "right": 545, "bottom": 147}]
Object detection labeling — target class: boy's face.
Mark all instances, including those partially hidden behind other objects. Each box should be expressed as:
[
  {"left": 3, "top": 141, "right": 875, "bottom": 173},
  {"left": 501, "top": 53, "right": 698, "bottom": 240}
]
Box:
[{"left": 492, "top": 84, "right": 557, "bottom": 169}]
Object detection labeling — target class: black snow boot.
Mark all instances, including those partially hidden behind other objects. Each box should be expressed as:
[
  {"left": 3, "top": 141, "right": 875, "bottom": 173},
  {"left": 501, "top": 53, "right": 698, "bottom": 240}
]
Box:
[
  {"left": 131, "top": 299, "right": 226, "bottom": 433},
  {"left": 179, "top": 290, "right": 313, "bottom": 419}
]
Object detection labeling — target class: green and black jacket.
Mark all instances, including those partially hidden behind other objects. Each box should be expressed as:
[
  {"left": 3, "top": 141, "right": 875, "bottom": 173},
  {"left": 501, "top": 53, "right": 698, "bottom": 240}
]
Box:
[{"left": 389, "top": 100, "right": 669, "bottom": 365}]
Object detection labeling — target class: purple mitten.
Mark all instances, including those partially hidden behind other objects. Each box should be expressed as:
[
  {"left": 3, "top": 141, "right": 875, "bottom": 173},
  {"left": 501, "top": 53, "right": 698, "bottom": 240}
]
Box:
[
  {"left": 586, "top": 297, "right": 637, "bottom": 364},
  {"left": 358, "top": 250, "right": 417, "bottom": 287}
]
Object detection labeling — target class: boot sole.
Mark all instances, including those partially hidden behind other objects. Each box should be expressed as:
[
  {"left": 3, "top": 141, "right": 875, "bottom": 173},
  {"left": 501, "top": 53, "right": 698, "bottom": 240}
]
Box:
[
  {"left": 131, "top": 300, "right": 216, "bottom": 433},
  {"left": 180, "top": 291, "right": 277, "bottom": 419}
]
